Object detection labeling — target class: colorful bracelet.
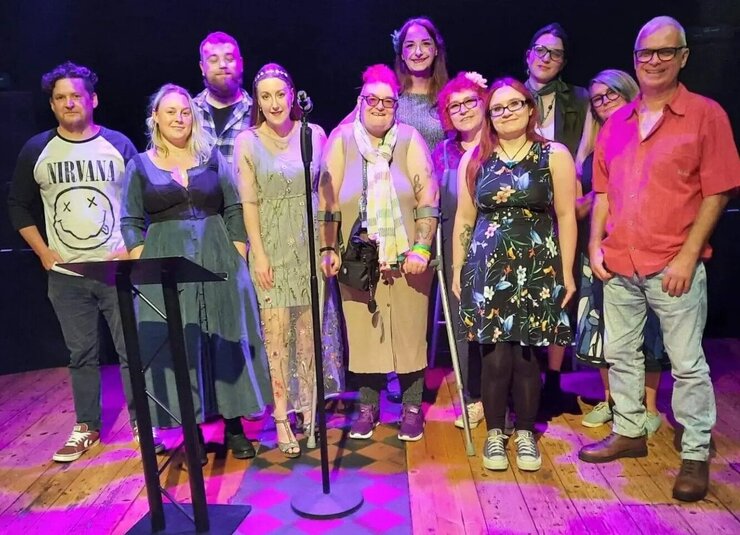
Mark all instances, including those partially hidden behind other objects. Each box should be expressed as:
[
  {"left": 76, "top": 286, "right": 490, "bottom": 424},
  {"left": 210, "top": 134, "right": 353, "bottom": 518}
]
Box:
[{"left": 410, "top": 243, "right": 432, "bottom": 261}]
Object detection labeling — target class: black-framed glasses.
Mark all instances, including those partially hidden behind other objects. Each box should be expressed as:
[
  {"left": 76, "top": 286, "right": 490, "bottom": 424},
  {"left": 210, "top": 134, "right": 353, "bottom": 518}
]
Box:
[
  {"left": 359, "top": 94, "right": 398, "bottom": 109},
  {"left": 531, "top": 44, "right": 565, "bottom": 62},
  {"left": 448, "top": 97, "right": 480, "bottom": 115},
  {"left": 489, "top": 99, "right": 527, "bottom": 117},
  {"left": 633, "top": 46, "right": 687, "bottom": 63},
  {"left": 590, "top": 88, "right": 621, "bottom": 108}
]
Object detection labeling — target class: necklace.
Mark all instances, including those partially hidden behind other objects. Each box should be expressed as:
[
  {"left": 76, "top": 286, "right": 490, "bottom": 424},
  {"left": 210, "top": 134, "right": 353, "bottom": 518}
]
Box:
[
  {"left": 541, "top": 97, "right": 555, "bottom": 124},
  {"left": 498, "top": 140, "right": 530, "bottom": 168}
]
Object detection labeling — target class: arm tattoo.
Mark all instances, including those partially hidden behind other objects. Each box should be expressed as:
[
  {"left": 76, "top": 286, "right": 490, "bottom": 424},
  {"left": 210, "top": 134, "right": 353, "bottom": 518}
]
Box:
[
  {"left": 412, "top": 174, "right": 422, "bottom": 196},
  {"left": 415, "top": 218, "right": 434, "bottom": 243},
  {"left": 459, "top": 224, "right": 472, "bottom": 251}
]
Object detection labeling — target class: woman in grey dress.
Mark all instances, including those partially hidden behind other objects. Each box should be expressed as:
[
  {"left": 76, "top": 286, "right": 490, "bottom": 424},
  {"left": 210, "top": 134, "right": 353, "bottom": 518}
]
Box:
[
  {"left": 391, "top": 17, "right": 449, "bottom": 151},
  {"left": 121, "top": 84, "right": 272, "bottom": 464},
  {"left": 234, "top": 64, "right": 344, "bottom": 459}
]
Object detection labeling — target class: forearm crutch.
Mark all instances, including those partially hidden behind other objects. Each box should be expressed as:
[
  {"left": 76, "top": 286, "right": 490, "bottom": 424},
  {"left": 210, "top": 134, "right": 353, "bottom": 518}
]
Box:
[{"left": 419, "top": 208, "right": 475, "bottom": 456}]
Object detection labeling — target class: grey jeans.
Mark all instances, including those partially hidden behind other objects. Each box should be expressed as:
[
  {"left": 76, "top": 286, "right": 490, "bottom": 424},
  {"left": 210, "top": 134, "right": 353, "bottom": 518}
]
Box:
[
  {"left": 603, "top": 263, "right": 715, "bottom": 461},
  {"left": 48, "top": 270, "right": 136, "bottom": 430}
]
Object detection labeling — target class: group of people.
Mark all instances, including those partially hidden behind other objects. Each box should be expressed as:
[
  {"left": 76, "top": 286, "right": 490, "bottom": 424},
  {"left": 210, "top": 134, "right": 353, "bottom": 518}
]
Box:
[{"left": 7, "top": 13, "right": 739, "bottom": 505}]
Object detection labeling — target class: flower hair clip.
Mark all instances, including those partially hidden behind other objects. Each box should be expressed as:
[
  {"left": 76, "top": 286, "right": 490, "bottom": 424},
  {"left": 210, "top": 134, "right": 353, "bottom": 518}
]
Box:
[
  {"left": 465, "top": 71, "right": 488, "bottom": 89},
  {"left": 390, "top": 29, "right": 401, "bottom": 54}
]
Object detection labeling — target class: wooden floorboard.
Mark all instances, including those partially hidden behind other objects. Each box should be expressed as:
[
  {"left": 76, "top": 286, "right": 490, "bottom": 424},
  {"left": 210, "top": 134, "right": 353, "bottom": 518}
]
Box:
[{"left": 0, "top": 339, "right": 739, "bottom": 534}]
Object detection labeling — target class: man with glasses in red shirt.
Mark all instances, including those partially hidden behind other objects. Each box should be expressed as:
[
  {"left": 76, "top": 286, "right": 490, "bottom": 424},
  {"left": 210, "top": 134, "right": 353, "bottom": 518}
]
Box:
[{"left": 578, "top": 16, "right": 740, "bottom": 502}]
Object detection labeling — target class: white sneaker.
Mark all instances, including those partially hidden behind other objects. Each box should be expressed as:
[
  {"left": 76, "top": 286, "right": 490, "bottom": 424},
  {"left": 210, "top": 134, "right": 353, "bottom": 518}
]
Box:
[
  {"left": 514, "top": 430, "right": 541, "bottom": 471},
  {"left": 53, "top": 424, "right": 100, "bottom": 462},
  {"left": 645, "top": 412, "right": 662, "bottom": 436},
  {"left": 483, "top": 429, "right": 509, "bottom": 471},
  {"left": 454, "top": 401, "right": 484, "bottom": 429}
]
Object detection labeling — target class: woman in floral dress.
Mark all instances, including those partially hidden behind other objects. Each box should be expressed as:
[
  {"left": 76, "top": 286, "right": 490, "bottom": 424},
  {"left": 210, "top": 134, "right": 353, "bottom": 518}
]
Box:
[
  {"left": 233, "top": 64, "right": 343, "bottom": 458},
  {"left": 452, "top": 78, "right": 576, "bottom": 472}
]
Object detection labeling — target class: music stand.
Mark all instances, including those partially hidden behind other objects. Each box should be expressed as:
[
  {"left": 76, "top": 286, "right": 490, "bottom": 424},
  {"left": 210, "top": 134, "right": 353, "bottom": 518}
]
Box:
[{"left": 59, "top": 257, "right": 251, "bottom": 534}]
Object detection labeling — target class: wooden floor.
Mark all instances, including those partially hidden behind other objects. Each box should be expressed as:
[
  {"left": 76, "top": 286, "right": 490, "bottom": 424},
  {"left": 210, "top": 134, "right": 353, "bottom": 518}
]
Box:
[
  {"left": 409, "top": 338, "right": 740, "bottom": 535},
  {"left": 0, "top": 339, "right": 738, "bottom": 534}
]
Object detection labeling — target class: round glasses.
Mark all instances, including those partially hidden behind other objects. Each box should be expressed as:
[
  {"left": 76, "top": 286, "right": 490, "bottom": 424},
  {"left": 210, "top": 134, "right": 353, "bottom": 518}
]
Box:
[
  {"left": 531, "top": 44, "right": 565, "bottom": 62},
  {"left": 633, "top": 46, "right": 687, "bottom": 63},
  {"left": 590, "top": 88, "right": 621, "bottom": 108},
  {"left": 359, "top": 94, "right": 398, "bottom": 109},
  {"left": 489, "top": 99, "right": 527, "bottom": 117},
  {"left": 447, "top": 97, "right": 480, "bottom": 116}
]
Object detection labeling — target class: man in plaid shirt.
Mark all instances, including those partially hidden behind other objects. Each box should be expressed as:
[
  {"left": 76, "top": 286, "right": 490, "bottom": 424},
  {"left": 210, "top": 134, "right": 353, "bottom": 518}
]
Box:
[{"left": 193, "top": 31, "right": 253, "bottom": 165}]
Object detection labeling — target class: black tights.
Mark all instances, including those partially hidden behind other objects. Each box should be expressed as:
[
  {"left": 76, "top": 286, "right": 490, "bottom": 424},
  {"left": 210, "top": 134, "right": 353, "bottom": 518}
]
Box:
[{"left": 481, "top": 342, "right": 540, "bottom": 432}]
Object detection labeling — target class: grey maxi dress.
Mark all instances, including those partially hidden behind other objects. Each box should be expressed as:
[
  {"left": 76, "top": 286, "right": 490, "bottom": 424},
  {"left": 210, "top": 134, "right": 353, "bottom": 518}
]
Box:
[{"left": 121, "top": 148, "right": 273, "bottom": 427}]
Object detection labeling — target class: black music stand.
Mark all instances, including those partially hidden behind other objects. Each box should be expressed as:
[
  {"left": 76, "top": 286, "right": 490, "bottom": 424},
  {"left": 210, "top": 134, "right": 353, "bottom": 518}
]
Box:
[{"left": 59, "top": 257, "right": 251, "bottom": 534}]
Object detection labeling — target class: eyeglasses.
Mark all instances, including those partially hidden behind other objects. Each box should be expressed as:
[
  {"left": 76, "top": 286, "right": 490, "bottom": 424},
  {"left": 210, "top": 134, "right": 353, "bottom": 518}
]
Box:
[
  {"left": 590, "top": 88, "right": 621, "bottom": 108},
  {"left": 489, "top": 99, "right": 527, "bottom": 117},
  {"left": 531, "top": 44, "right": 565, "bottom": 62},
  {"left": 447, "top": 97, "right": 480, "bottom": 115},
  {"left": 633, "top": 46, "right": 687, "bottom": 63},
  {"left": 359, "top": 94, "right": 398, "bottom": 109}
]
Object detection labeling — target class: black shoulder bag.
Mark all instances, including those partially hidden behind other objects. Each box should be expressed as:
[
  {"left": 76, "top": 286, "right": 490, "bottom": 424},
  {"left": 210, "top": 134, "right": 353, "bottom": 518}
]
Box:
[{"left": 337, "top": 161, "right": 380, "bottom": 312}]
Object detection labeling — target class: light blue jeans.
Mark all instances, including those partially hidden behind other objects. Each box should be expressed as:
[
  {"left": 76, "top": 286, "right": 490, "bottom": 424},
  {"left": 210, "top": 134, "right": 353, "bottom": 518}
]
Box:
[{"left": 603, "top": 263, "right": 715, "bottom": 461}]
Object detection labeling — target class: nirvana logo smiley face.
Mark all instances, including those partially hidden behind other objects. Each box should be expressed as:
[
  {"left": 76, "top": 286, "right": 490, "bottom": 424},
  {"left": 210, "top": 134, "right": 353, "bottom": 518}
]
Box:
[{"left": 53, "top": 186, "right": 115, "bottom": 250}]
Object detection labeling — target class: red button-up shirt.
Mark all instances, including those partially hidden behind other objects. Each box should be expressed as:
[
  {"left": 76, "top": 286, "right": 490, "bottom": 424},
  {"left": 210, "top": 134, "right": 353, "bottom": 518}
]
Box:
[{"left": 593, "top": 83, "right": 740, "bottom": 277}]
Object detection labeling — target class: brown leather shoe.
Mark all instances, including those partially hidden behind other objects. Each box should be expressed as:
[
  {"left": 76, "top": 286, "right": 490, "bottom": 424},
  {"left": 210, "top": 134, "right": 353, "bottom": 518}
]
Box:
[
  {"left": 673, "top": 459, "right": 709, "bottom": 502},
  {"left": 578, "top": 432, "right": 647, "bottom": 463}
]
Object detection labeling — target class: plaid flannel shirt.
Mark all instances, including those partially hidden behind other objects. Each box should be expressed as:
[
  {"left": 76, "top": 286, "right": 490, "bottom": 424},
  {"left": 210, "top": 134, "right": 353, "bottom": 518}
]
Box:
[{"left": 193, "top": 88, "right": 253, "bottom": 166}]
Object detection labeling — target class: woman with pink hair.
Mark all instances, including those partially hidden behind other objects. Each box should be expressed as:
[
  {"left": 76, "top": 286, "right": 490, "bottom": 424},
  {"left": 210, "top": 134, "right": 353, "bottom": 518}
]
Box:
[
  {"left": 432, "top": 72, "right": 488, "bottom": 430},
  {"left": 319, "top": 64, "right": 438, "bottom": 442}
]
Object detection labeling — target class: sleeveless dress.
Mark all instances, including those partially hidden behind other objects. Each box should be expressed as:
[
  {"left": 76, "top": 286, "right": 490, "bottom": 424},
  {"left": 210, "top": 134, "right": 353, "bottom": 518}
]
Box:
[
  {"left": 459, "top": 142, "right": 572, "bottom": 346},
  {"left": 397, "top": 93, "right": 445, "bottom": 152},
  {"left": 334, "top": 122, "right": 434, "bottom": 374},
  {"left": 245, "top": 124, "right": 344, "bottom": 414}
]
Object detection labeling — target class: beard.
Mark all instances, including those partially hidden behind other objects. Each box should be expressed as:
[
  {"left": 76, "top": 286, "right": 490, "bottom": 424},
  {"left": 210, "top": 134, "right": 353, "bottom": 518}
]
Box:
[{"left": 204, "top": 72, "right": 242, "bottom": 100}]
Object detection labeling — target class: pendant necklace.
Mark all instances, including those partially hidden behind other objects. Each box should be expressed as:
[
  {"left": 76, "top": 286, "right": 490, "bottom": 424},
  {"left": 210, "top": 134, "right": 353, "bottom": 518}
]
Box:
[
  {"left": 540, "top": 98, "right": 555, "bottom": 124},
  {"left": 499, "top": 140, "right": 530, "bottom": 169}
]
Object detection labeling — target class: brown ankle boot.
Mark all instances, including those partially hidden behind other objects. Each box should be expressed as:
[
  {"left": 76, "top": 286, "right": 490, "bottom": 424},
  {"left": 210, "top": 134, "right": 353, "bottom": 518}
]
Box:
[
  {"left": 578, "top": 432, "right": 647, "bottom": 463},
  {"left": 673, "top": 459, "right": 709, "bottom": 502}
]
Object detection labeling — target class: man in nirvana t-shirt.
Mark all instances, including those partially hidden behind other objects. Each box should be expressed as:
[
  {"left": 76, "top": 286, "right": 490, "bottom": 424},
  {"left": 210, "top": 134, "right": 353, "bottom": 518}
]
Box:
[{"left": 7, "top": 61, "right": 163, "bottom": 462}]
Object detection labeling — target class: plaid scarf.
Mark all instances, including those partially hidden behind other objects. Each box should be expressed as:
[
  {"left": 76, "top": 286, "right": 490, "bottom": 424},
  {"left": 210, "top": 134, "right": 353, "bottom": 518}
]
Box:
[{"left": 352, "top": 116, "right": 409, "bottom": 268}]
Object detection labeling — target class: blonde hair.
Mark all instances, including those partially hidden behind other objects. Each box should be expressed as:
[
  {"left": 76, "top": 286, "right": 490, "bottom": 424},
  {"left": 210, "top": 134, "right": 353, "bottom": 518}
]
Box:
[
  {"left": 146, "top": 84, "right": 213, "bottom": 162},
  {"left": 575, "top": 69, "right": 639, "bottom": 176}
]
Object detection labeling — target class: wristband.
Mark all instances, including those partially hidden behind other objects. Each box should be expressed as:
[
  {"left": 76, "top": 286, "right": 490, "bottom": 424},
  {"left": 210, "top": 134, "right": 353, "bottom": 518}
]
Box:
[
  {"left": 319, "top": 246, "right": 336, "bottom": 254},
  {"left": 410, "top": 244, "right": 431, "bottom": 261}
]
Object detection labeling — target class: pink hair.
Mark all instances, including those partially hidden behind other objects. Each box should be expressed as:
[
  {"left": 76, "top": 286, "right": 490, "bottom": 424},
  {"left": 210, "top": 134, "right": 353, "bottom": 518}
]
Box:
[
  {"left": 437, "top": 72, "right": 488, "bottom": 133},
  {"left": 362, "top": 64, "right": 400, "bottom": 95}
]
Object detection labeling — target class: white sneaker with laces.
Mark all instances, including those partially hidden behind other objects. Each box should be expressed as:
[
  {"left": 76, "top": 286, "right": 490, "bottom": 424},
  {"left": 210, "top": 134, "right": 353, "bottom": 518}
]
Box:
[
  {"left": 454, "top": 401, "right": 484, "bottom": 429},
  {"left": 514, "top": 430, "right": 541, "bottom": 471},
  {"left": 53, "top": 424, "right": 100, "bottom": 462},
  {"left": 483, "top": 429, "right": 509, "bottom": 471}
]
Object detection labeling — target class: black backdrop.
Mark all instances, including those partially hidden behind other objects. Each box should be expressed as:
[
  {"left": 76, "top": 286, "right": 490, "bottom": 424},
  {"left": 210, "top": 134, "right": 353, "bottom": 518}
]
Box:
[{"left": 0, "top": 0, "right": 738, "bottom": 373}]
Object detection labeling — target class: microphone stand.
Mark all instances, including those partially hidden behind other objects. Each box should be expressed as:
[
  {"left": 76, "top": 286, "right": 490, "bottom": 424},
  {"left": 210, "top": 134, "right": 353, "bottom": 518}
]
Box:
[{"left": 290, "top": 92, "right": 363, "bottom": 519}]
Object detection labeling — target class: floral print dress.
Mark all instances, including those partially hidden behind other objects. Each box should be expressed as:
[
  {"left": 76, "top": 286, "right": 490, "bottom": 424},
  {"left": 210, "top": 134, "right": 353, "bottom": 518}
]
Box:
[{"left": 459, "top": 142, "right": 572, "bottom": 346}]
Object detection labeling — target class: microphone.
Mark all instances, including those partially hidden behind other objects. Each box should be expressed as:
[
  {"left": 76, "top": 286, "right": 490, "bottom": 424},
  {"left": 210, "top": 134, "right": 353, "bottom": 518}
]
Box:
[{"left": 297, "top": 90, "right": 313, "bottom": 114}]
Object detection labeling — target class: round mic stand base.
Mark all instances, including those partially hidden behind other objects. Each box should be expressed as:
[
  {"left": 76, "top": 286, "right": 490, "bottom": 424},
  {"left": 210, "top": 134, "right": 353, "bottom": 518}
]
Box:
[{"left": 290, "top": 481, "right": 364, "bottom": 519}]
